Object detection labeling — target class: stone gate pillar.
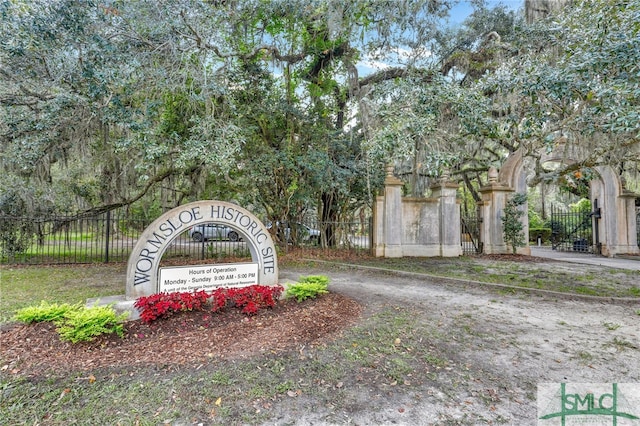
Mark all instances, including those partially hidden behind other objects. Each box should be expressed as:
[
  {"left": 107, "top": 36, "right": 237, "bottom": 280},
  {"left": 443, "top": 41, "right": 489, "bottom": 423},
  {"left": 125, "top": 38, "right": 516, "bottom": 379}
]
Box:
[
  {"left": 498, "top": 149, "right": 530, "bottom": 255},
  {"left": 619, "top": 190, "right": 640, "bottom": 254},
  {"left": 381, "top": 165, "right": 404, "bottom": 257},
  {"left": 478, "top": 167, "right": 514, "bottom": 254},
  {"left": 592, "top": 166, "right": 640, "bottom": 256},
  {"left": 371, "top": 166, "right": 462, "bottom": 258},
  {"left": 431, "top": 171, "right": 462, "bottom": 256},
  {"left": 372, "top": 166, "right": 404, "bottom": 257}
]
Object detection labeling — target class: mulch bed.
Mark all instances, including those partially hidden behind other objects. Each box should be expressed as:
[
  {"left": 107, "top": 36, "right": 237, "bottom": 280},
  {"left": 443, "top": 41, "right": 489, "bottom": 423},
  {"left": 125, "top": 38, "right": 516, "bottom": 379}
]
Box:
[{"left": 0, "top": 293, "right": 362, "bottom": 378}]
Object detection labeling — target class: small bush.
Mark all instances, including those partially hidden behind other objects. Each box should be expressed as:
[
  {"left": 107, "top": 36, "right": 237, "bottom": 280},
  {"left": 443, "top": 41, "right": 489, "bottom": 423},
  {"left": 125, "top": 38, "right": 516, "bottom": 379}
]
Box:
[
  {"left": 134, "top": 290, "right": 210, "bottom": 323},
  {"left": 14, "top": 302, "right": 128, "bottom": 343},
  {"left": 502, "top": 193, "right": 527, "bottom": 254},
  {"left": 529, "top": 227, "right": 552, "bottom": 243},
  {"left": 285, "top": 275, "right": 329, "bottom": 302},
  {"left": 56, "top": 305, "right": 128, "bottom": 343},
  {"left": 225, "top": 285, "right": 284, "bottom": 315},
  {"left": 14, "top": 301, "right": 82, "bottom": 324}
]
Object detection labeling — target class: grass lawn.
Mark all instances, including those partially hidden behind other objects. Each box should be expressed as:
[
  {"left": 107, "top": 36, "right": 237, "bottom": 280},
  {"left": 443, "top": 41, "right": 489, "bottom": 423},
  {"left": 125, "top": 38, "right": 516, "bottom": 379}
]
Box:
[
  {"left": 0, "top": 264, "right": 126, "bottom": 323},
  {"left": 2, "top": 255, "right": 638, "bottom": 323}
]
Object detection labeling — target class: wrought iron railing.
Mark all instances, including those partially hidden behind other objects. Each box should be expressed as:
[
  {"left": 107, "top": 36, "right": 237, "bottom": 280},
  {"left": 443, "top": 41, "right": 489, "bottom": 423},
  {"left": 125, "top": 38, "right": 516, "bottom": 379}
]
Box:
[
  {"left": 461, "top": 213, "right": 482, "bottom": 254},
  {"left": 0, "top": 211, "right": 371, "bottom": 265},
  {"left": 550, "top": 205, "right": 594, "bottom": 253}
]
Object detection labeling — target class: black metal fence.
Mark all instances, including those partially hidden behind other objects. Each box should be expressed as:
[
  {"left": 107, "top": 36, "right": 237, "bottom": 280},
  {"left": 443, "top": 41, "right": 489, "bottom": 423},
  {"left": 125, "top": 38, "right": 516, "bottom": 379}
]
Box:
[{"left": 0, "top": 210, "right": 371, "bottom": 266}]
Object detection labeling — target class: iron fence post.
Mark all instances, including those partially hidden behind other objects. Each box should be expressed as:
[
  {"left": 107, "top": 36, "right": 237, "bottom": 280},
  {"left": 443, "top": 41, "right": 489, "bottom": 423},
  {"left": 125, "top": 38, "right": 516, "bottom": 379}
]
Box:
[
  {"left": 105, "top": 210, "right": 111, "bottom": 263},
  {"left": 592, "top": 199, "right": 601, "bottom": 255}
]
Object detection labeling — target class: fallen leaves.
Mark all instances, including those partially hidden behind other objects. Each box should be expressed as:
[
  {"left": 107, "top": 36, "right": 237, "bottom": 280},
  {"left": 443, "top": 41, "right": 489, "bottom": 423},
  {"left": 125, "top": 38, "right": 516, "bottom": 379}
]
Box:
[{"left": 52, "top": 388, "right": 71, "bottom": 405}]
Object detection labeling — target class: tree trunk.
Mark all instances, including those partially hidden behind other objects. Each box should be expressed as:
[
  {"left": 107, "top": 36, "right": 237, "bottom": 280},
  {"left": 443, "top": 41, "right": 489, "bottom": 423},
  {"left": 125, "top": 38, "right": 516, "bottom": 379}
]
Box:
[
  {"left": 525, "top": 0, "right": 572, "bottom": 24},
  {"left": 320, "top": 191, "right": 339, "bottom": 248}
]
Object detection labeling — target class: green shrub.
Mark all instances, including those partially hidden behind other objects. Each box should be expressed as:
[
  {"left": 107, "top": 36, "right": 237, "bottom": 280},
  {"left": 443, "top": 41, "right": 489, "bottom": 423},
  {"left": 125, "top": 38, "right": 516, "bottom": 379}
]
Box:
[
  {"left": 14, "top": 302, "right": 128, "bottom": 343},
  {"left": 502, "top": 193, "right": 527, "bottom": 254},
  {"left": 56, "top": 305, "right": 128, "bottom": 343},
  {"left": 570, "top": 198, "right": 592, "bottom": 213},
  {"left": 14, "top": 301, "right": 82, "bottom": 323},
  {"left": 528, "top": 208, "right": 545, "bottom": 229},
  {"left": 285, "top": 275, "right": 329, "bottom": 302},
  {"left": 529, "top": 228, "right": 552, "bottom": 243}
]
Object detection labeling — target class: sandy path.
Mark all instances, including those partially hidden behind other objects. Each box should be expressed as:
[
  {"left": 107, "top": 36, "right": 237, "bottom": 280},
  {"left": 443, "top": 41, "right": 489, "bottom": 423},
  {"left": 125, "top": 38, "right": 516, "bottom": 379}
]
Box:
[{"left": 280, "top": 268, "right": 640, "bottom": 425}]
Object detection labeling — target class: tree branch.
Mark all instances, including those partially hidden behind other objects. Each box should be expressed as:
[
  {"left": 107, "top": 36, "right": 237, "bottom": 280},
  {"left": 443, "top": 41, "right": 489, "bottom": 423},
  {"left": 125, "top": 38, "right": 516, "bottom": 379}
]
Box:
[
  {"left": 178, "top": 10, "right": 306, "bottom": 63},
  {"left": 75, "top": 166, "right": 201, "bottom": 217}
]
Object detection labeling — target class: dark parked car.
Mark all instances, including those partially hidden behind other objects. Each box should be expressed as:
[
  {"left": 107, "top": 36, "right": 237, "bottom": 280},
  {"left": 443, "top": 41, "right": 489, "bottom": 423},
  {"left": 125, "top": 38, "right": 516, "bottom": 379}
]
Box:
[
  {"left": 267, "top": 222, "right": 320, "bottom": 244},
  {"left": 189, "top": 223, "right": 240, "bottom": 242}
]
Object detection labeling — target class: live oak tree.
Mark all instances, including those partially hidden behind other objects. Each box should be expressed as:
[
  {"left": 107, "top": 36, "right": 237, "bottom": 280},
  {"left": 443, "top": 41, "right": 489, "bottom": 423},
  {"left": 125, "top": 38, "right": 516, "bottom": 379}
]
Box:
[
  {"left": 0, "top": 0, "right": 232, "bottom": 217},
  {"left": 481, "top": 0, "right": 640, "bottom": 190},
  {"left": 362, "top": 3, "right": 524, "bottom": 198},
  {"left": 196, "top": 0, "right": 451, "bottom": 244},
  {"left": 0, "top": 0, "right": 453, "bottom": 247},
  {"left": 364, "top": 0, "right": 639, "bottom": 201},
  {"left": 2, "top": 0, "right": 637, "bottom": 249}
]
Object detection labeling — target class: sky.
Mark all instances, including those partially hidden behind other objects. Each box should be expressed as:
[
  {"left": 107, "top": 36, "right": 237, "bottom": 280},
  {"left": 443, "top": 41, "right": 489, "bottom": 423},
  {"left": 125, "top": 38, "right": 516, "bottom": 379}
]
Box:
[
  {"left": 268, "top": 1, "right": 526, "bottom": 79},
  {"left": 449, "top": 0, "right": 523, "bottom": 24},
  {"left": 356, "top": 0, "right": 524, "bottom": 75}
]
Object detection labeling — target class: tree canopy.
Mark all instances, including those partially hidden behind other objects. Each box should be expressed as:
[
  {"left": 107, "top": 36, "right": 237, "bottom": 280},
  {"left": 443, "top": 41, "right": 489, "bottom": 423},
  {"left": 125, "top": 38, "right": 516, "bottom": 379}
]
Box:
[
  {"left": 1, "top": 0, "right": 638, "bottom": 228},
  {"left": 483, "top": 0, "right": 640, "bottom": 188}
]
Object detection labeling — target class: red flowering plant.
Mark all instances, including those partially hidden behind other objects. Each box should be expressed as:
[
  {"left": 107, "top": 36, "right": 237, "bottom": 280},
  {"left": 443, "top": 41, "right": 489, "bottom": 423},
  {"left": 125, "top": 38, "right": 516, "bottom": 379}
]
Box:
[
  {"left": 134, "top": 285, "right": 284, "bottom": 323},
  {"left": 226, "top": 285, "right": 283, "bottom": 315},
  {"left": 133, "top": 290, "right": 210, "bottom": 323},
  {"left": 210, "top": 288, "right": 228, "bottom": 313}
]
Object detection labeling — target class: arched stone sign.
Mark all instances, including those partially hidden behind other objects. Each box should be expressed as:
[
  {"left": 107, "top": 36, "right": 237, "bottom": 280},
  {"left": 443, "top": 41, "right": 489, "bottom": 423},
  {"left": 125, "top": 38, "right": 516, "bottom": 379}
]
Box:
[{"left": 125, "top": 201, "right": 277, "bottom": 299}]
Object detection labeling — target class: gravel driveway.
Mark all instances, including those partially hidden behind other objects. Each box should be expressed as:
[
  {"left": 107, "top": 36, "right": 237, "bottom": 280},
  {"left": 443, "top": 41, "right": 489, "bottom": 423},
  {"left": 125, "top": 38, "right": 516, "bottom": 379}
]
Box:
[{"left": 280, "top": 265, "right": 640, "bottom": 425}]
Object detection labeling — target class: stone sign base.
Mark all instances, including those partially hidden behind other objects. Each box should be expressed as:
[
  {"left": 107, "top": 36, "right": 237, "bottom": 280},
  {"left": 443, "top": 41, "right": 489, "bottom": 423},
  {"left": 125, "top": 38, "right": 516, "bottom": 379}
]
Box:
[{"left": 86, "top": 295, "right": 141, "bottom": 321}]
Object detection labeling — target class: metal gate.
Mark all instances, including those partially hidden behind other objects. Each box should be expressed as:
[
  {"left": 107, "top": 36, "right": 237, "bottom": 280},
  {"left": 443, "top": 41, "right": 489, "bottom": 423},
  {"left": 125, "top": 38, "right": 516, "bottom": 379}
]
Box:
[
  {"left": 550, "top": 200, "right": 601, "bottom": 254},
  {"left": 461, "top": 212, "right": 482, "bottom": 254}
]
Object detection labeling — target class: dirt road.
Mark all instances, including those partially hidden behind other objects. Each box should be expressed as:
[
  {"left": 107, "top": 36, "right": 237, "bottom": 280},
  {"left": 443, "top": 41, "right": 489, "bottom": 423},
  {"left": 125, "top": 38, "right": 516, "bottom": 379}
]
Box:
[{"left": 279, "top": 267, "right": 640, "bottom": 425}]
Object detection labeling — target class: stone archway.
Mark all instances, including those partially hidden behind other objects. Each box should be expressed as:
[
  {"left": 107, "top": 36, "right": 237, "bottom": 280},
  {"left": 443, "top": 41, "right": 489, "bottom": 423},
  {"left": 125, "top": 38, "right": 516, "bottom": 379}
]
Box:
[
  {"left": 590, "top": 166, "right": 639, "bottom": 256},
  {"left": 480, "top": 148, "right": 639, "bottom": 257},
  {"left": 476, "top": 149, "right": 532, "bottom": 255},
  {"left": 499, "top": 149, "right": 530, "bottom": 255},
  {"left": 125, "top": 201, "right": 277, "bottom": 299},
  {"left": 539, "top": 147, "right": 638, "bottom": 256}
]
